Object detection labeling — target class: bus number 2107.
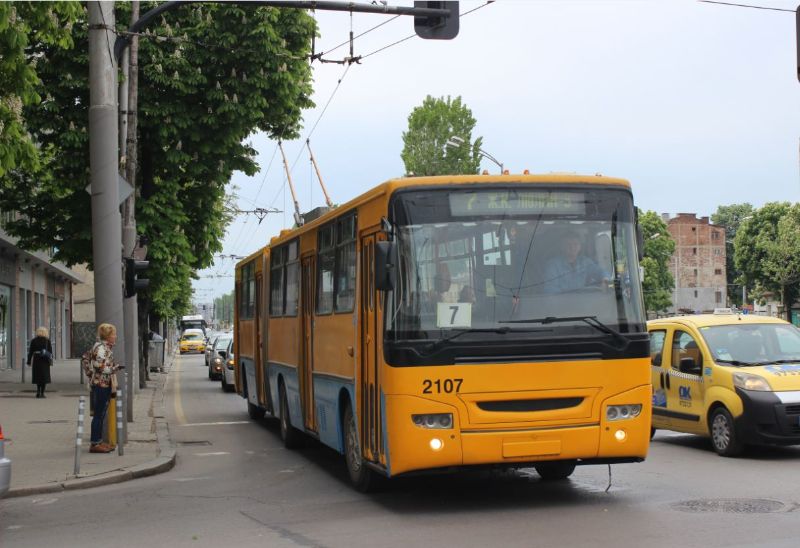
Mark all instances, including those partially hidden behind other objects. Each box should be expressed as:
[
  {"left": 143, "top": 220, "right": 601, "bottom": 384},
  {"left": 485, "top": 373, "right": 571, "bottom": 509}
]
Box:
[{"left": 422, "top": 378, "right": 463, "bottom": 394}]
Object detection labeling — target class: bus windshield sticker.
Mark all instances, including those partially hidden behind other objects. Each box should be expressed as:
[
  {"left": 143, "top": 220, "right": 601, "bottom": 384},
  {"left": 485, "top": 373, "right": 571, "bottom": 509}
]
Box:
[
  {"left": 437, "top": 303, "right": 472, "bottom": 328},
  {"left": 449, "top": 191, "right": 586, "bottom": 217}
]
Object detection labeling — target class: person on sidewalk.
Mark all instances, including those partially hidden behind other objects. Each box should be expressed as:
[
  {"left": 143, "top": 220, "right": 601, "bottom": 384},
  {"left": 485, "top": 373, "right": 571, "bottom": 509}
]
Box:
[
  {"left": 89, "top": 323, "right": 124, "bottom": 454},
  {"left": 27, "top": 326, "right": 53, "bottom": 399}
]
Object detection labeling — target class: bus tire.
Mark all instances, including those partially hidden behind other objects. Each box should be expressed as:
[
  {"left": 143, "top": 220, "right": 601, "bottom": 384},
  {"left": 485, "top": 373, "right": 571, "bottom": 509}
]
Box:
[
  {"left": 709, "top": 407, "right": 743, "bottom": 457},
  {"left": 534, "top": 460, "right": 577, "bottom": 481},
  {"left": 279, "top": 384, "right": 303, "bottom": 449},
  {"left": 343, "top": 404, "right": 379, "bottom": 492}
]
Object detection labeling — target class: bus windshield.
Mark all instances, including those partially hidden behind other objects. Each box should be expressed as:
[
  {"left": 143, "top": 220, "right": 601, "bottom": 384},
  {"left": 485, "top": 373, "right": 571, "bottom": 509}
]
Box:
[{"left": 385, "top": 186, "right": 646, "bottom": 365}]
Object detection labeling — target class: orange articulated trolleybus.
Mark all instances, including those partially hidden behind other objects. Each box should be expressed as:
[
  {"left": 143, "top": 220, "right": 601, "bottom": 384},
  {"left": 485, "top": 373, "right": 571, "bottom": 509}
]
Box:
[{"left": 234, "top": 173, "right": 651, "bottom": 491}]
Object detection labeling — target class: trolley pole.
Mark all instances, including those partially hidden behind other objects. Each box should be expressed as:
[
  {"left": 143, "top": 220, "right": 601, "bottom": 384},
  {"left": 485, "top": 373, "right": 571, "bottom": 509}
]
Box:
[{"left": 74, "top": 396, "right": 86, "bottom": 475}]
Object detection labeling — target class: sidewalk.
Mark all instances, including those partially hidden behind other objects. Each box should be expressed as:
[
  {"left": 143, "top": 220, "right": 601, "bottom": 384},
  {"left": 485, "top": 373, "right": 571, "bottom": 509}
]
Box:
[{"left": 0, "top": 354, "right": 175, "bottom": 498}]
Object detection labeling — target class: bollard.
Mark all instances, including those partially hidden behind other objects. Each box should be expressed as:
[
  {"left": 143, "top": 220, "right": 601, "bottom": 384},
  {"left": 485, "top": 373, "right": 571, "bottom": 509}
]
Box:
[
  {"left": 74, "top": 395, "right": 86, "bottom": 475},
  {"left": 116, "top": 380, "right": 124, "bottom": 456}
]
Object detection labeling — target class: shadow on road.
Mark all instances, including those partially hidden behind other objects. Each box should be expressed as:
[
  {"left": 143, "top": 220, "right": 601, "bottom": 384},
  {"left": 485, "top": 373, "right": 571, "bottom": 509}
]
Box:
[
  {"left": 251, "top": 413, "right": 631, "bottom": 514},
  {"left": 652, "top": 432, "right": 800, "bottom": 460}
]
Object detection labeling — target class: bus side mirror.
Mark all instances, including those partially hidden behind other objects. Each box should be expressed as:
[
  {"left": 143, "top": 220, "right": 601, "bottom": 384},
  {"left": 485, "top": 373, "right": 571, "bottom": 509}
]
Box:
[
  {"left": 636, "top": 224, "right": 644, "bottom": 261},
  {"left": 375, "top": 241, "right": 396, "bottom": 291}
]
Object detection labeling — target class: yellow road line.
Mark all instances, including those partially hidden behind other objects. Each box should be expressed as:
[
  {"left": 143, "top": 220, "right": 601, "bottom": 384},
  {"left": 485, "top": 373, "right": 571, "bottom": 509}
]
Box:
[{"left": 173, "top": 356, "right": 188, "bottom": 426}]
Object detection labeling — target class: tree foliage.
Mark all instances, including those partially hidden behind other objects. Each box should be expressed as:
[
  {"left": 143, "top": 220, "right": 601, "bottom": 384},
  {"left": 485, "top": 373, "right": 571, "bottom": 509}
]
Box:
[
  {"left": 710, "top": 203, "right": 753, "bottom": 306},
  {"left": 0, "top": 3, "right": 315, "bottom": 319},
  {"left": 637, "top": 210, "right": 675, "bottom": 314},
  {"left": 735, "top": 202, "right": 800, "bottom": 319},
  {"left": 401, "top": 95, "right": 483, "bottom": 176},
  {"left": 0, "top": 2, "right": 82, "bottom": 176}
]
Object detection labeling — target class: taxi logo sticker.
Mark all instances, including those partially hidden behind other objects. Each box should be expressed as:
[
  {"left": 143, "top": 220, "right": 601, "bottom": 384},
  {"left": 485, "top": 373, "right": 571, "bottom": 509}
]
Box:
[{"left": 679, "top": 386, "right": 692, "bottom": 407}]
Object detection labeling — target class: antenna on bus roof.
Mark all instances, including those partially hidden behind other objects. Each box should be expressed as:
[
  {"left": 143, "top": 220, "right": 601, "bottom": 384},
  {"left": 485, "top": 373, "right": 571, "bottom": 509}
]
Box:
[
  {"left": 306, "top": 139, "right": 334, "bottom": 208},
  {"left": 278, "top": 141, "right": 304, "bottom": 226}
]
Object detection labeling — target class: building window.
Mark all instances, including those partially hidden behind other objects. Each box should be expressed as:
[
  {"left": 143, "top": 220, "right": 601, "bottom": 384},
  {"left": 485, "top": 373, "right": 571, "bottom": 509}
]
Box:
[
  {"left": 693, "top": 247, "right": 697, "bottom": 255},
  {"left": 712, "top": 231, "right": 720, "bottom": 240},
  {"left": 694, "top": 269, "right": 698, "bottom": 276},
  {"left": 714, "top": 248, "right": 721, "bottom": 256},
  {"left": 715, "top": 291, "right": 722, "bottom": 304},
  {"left": 714, "top": 268, "right": 722, "bottom": 275},
  {"left": 691, "top": 227, "right": 696, "bottom": 232}
]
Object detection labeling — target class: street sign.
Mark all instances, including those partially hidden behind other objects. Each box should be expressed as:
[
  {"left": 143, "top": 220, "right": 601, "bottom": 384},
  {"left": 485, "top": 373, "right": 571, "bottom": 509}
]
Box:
[{"left": 85, "top": 175, "right": 134, "bottom": 205}]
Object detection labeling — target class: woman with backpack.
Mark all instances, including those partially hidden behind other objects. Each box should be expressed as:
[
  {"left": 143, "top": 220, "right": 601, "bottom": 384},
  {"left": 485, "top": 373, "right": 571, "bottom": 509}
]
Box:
[{"left": 27, "top": 326, "right": 53, "bottom": 399}]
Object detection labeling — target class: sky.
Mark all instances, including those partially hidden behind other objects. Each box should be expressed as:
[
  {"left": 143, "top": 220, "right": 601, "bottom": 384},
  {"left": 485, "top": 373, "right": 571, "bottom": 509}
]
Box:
[{"left": 192, "top": 0, "right": 800, "bottom": 304}]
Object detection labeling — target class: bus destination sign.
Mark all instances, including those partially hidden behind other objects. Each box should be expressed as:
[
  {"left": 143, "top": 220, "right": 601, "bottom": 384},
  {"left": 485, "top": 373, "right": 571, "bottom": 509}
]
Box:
[{"left": 449, "top": 191, "right": 586, "bottom": 216}]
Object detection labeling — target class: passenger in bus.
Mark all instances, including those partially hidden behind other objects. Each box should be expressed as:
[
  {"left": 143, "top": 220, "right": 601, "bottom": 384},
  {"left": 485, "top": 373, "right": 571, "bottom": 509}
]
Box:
[{"left": 543, "top": 230, "right": 607, "bottom": 294}]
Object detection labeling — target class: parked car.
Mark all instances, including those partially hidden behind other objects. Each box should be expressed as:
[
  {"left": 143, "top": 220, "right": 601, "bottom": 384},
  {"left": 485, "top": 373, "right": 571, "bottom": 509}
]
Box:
[
  {"left": 221, "top": 338, "right": 235, "bottom": 392},
  {"left": 0, "top": 424, "right": 10, "bottom": 497},
  {"left": 208, "top": 334, "right": 232, "bottom": 380},
  {"left": 179, "top": 331, "right": 206, "bottom": 354}
]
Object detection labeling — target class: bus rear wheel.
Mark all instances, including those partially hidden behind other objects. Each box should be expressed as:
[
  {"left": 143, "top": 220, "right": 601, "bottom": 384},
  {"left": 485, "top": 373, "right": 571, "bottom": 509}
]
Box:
[
  {"left": 279, "top": 384, "right": 303, "bottom": 449},
  {"left": 343, "top": 404, "right": 378, "bottom": 492},
  {"left": 534, "top": 461, "right": 577, "bottom": 481}
]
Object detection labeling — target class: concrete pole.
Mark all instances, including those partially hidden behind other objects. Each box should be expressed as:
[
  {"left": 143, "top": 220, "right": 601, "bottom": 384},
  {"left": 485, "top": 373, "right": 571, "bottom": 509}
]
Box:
[{"left": 89, "top": 1, "right": 126, "bottom": 371}]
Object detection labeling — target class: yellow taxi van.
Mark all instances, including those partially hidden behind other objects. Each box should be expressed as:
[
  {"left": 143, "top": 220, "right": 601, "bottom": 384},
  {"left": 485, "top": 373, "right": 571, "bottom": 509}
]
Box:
[{"left": 648, "top": 311, "right": 800, "bottom": 456}]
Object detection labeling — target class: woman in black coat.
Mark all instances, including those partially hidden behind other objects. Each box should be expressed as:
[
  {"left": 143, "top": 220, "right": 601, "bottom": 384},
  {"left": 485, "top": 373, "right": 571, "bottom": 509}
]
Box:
[{"left": 27, "top": 326, "right": 53, "bottom": 398}]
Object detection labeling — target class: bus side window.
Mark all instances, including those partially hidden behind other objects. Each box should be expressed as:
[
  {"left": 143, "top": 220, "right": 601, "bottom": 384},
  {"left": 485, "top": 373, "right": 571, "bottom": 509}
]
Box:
[{"left": 650, "top": 330, "right": 666, "bottom": 366}]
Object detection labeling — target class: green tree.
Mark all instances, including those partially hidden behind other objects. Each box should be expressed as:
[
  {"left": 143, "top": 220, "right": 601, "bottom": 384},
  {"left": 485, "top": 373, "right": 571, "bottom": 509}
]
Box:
[
  {"left": 0, "top": 3, "right": 315, "bottom": 321},
  {"left": 401, "top": 95, "right": 483, "bottom": 176},
  {"left": 734, "top": 202, "right": 800, "bottom": 320},
  {"left": 638, "top": 210, "right": 675, "bottom": 314},
  {"left": 214, "top": 291, "right": 235, "bottom": 329},
  {"left": 711, "top": 203, "right": 754, "bottom": 306},
  {"left": 0, "top": 2, "right": 82, "bottom": 176}
]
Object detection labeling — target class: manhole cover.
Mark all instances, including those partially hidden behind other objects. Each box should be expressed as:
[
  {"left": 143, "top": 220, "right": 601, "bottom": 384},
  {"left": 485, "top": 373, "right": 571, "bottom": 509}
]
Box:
[{"left": 672, "top": 499, "right": 784, "bottom": 514}]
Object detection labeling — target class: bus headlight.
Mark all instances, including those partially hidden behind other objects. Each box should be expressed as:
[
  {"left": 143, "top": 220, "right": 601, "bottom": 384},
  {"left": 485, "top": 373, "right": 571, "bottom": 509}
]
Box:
[
  {"left": 412, "top": 413, "right": 453, "bottom": 429},
  {"left": 606, "top": 404, "right": 642, "bottom": 421}
]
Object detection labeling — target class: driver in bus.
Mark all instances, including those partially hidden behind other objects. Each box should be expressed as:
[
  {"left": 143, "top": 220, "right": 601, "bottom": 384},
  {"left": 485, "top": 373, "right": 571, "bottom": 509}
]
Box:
[{"left": 543, "top": 230, "right": 608, "bottom": 294}]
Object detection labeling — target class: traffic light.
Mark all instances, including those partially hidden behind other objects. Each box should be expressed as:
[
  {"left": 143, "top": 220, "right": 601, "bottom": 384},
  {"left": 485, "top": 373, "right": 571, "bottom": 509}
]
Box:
[
  {"left": 414, "top": 1, "right": 459, "bottom": 40},
  {"left": 124, "top": 257, "right": 150, "bottom": 298}
]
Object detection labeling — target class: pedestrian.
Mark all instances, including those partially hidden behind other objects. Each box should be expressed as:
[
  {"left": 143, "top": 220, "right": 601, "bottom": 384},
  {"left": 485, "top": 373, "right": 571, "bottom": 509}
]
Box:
[
  {"left": 27, "top": 326, "right": 53, "bottom": 398},
  {"left": 88, "top": 323, "right": 124, "bottom": 454}
]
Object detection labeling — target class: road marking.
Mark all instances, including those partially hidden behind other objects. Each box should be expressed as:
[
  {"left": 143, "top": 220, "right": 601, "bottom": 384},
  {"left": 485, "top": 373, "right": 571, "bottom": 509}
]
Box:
[
  {"left": 180, "top": 421, "right": 249, "bottom": 427},
  {"left": 172, "top": 476, "right": 213, "bottom": 482},
  {"left": 173, "top": 359, "right": 187, "bottom": 426},
  {"left": 193, "top": 451, "right": 231, "bottom": 456}
]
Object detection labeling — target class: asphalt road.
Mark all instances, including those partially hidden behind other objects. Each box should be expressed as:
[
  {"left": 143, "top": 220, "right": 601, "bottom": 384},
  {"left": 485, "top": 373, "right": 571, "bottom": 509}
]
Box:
[{"left": 3, "top": 353, "right": 800, "bottom": 548}]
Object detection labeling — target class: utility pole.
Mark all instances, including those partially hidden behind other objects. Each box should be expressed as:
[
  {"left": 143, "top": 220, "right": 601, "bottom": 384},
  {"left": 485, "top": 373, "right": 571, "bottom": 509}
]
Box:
[
  {"left": 89, "top": 1, "right": 126, "bottom": 373},
  {"left": 122, "top": 0, "right": 140, "bottom": 421}
]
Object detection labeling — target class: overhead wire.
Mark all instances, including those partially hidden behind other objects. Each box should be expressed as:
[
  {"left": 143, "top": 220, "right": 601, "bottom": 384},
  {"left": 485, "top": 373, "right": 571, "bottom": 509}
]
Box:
[{"left": 697, "top": 1, "right": 796, "bottom": 12}]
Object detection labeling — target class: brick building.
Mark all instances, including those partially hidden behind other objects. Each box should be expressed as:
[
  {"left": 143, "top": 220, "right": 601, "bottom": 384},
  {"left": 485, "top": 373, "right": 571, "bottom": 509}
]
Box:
[{"left": 663, "top": 213, "right": 727, "bottom": 314}]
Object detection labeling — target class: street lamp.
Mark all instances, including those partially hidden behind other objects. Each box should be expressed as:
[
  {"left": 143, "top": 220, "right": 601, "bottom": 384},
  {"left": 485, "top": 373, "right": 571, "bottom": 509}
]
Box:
[{"left": 445, "top": 135, "right": 505, "bottom": 174}]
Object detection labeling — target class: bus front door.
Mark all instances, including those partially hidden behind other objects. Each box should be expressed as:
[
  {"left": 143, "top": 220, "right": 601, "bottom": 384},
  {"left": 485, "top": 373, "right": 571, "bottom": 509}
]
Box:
[
  {"left": 301, "top": 255, "right": 316, "bottom": 433},
  {"left": 360, "top": 233, "right": 383, "bottom": 464}
]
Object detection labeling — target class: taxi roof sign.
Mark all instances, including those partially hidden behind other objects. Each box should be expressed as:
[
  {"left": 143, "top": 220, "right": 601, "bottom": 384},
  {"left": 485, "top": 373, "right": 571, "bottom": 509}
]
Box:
[{"left": 713, "top": 307, "right": 735, "bottom": 315}]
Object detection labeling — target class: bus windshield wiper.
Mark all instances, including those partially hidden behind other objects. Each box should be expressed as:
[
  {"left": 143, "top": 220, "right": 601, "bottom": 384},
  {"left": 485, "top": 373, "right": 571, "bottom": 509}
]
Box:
[
  {"left": 499, "top": 315, "right": 628, "bottom": 349},
  {"left": 421, "top": 327, "right": 516, "bottom": 355}
]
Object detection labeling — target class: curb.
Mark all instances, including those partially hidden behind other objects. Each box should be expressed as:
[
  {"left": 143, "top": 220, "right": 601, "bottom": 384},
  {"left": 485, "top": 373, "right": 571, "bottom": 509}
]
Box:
[{"left": 3, "top": 368, "right": 177, "bottom": 499}]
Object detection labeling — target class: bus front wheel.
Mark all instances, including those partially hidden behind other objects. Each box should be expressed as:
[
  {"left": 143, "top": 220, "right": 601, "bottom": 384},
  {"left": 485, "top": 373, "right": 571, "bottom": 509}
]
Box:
[
  {"left": 534, "top": 461, "right": 576, "bottom": 481},
  {"left": 343, "top": 404, "right": 378, "bottom": 492}
]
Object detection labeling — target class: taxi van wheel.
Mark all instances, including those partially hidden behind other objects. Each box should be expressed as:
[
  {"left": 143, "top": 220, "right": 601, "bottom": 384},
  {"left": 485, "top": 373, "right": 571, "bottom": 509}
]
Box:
[
  {"left": 343, "top": 404, "right": 380, "bottom": 492},
  {"left": 710, "top": 407, "right": 744, "bottom": 457},
  {"left": 534, "top": 461, "right": 577, "bottom": 481},
  {"left": 279, "top": 384, "right": 303, "bottom": 449}
]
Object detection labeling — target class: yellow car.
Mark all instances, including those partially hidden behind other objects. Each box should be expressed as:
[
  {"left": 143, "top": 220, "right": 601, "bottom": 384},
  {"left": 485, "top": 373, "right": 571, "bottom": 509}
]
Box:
[
  {"left": 180, "top": 332, "right": 206, "bottom": 354},
  {"left": 648, "top": 312, "right": 800, "bottom": 456}
]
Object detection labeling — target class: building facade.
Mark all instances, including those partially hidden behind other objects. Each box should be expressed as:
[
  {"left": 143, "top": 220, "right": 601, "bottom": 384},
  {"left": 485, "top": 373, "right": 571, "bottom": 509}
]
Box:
[
  {"left": 0, "top": 222, "right": 82, "bottom": 370},
  {"left": 664, "top": 213, "right": 727, "bottom": 314}
]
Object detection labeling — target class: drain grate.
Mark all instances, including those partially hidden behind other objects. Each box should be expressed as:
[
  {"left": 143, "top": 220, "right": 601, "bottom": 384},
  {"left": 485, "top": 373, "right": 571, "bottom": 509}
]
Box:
[
  {"left": 28, "top": 419, "right": 72, "bottom": 424},
  {"left": 177, "top": 440, "right": 212, "bottom": 446},
  {"left": 672, "top": 499, "right": 784, "bottom": 514}
]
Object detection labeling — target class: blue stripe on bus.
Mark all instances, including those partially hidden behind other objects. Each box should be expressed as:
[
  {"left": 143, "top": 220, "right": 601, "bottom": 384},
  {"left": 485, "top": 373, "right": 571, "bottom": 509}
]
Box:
[{"left": 312, "top": 376, "right": 355, "bottom": 453}]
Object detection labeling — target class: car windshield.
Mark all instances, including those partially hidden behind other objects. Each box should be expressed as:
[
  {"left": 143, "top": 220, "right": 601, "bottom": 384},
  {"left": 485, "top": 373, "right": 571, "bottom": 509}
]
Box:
[
  {"left": 699, "top": 323, "right": 800, "bottom": 365},
  {"left": 215, "top": 337, "right": 232, "bottom": 349},
  {"left": 182, "top": 334, "right": 202, "bottom": 341},
  {"left": 385, "top": 186, "right": 645, "bottom": 358}
]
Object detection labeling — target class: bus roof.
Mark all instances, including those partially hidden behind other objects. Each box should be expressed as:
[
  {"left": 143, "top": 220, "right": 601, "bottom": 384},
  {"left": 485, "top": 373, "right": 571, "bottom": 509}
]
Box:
[{"left": 235, "top": 173, "right": 632, "bottom": 269}]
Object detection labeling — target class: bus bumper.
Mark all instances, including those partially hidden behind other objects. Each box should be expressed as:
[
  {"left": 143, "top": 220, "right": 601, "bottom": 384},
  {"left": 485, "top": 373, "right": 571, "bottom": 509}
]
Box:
[{"left": 385, "top": 385, "right": 650, "bottom": 476}]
